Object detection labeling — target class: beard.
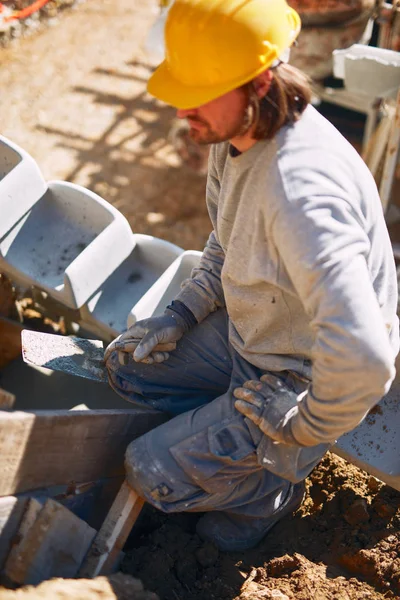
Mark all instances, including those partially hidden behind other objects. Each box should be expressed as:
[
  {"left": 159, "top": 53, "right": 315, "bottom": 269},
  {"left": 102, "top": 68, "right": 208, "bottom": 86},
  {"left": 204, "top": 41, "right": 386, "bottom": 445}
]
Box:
[
  {"left": 187, "top": 120, "right": 239, "bottom": 145},
  {"left": 186, "top": 98, "right": 254, "bottom": 145}
]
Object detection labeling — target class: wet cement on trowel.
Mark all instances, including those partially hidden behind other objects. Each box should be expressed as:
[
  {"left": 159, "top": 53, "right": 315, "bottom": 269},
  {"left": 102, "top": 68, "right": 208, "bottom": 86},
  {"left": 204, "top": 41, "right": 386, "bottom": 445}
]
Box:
[{"left": 21, "top": 330, "right": 107, "bottom": 382}]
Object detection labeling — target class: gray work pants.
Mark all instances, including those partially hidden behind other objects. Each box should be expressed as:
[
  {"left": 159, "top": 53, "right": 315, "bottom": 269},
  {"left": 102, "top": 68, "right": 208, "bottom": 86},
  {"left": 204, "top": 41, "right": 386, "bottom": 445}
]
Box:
[{"left": 107, "top": 310, "right": 329, "bottom": 517}]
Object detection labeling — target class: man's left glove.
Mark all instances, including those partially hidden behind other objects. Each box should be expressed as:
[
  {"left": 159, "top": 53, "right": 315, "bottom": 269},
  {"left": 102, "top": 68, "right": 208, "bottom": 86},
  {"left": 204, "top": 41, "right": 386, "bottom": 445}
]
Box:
[
  {"left": 233, "top": 373, "right": 300, "bottom": 446},
  {"left": 234, "top": 373, "right": 331, "bottom": 483}
]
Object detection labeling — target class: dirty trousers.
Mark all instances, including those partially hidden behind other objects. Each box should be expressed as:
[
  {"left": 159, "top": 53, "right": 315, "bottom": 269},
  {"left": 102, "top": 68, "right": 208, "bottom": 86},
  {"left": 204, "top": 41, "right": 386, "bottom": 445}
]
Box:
[{"left": 107, "top": 310, "right": 328, "bottom": 517}]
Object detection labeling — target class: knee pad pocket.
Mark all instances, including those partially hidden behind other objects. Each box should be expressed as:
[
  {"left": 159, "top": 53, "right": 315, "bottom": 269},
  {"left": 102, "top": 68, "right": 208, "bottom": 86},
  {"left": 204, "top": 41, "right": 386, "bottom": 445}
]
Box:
[
  {"left": 125, "top": 436, "right": 200, "bottom": 510},
  {"left": 170, "top": 416, "right": 258, "bottom": 494}
]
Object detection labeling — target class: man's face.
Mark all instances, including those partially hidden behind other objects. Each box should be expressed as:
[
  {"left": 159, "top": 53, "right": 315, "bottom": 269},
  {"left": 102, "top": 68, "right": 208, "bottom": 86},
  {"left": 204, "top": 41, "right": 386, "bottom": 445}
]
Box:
[{"left": 176, "top": 87, "right": 249, "bottom": 145}]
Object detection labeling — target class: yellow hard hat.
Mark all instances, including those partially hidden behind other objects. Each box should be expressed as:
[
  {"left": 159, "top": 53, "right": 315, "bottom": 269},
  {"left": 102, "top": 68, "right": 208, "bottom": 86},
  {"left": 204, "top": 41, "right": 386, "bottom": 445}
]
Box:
[{"left": 147, "top": 0, "right": 301, "bottom": 109}]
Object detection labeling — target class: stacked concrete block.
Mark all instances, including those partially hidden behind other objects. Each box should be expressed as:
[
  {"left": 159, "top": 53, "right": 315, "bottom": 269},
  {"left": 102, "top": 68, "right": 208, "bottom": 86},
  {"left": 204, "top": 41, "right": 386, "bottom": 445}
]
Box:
[
  {"left": 0, "top": 134, "right": 191, "bottom": 339},
  {"left": 0, "top": 135, "right": 47, "bottom": 239},
  {"left": 127, "top": 250, "right": 202, "bottom": 326},
  {"left": 0, "top": 180, "right": 135, "bottom": 309},
  {"left": 79, "top": 234, "right": 183, "bottom": 339}
]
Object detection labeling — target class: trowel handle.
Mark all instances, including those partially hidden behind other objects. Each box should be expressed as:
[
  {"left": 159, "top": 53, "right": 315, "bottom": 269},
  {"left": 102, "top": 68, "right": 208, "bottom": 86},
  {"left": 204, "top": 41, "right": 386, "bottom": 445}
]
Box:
[
  {"left": 112, "top": 339, "right": 176, "bottom": 366},
  {"left": 114, "top": 339, "right": 177, "bottom": 354}
]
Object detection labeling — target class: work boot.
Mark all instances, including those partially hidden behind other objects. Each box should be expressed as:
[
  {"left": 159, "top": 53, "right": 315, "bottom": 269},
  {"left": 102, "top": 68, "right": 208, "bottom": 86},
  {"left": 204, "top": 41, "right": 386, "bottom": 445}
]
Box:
[{"left": 196, "top": 482, "right": 305, "bottom": 552}]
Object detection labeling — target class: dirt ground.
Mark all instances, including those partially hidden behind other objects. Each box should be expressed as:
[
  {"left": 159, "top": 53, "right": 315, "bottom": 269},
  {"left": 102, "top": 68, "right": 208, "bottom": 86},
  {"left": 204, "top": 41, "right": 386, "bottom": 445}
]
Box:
[
  {"left": 121, "top": 453, "right": 400, "bottom": 600},
  {"left": 0, "top": 573, "right": 158, "bottom": 600},
  {"left": 0, "top": 0, "right": 209, "bottom": 251},
  {"left": 0, "top": 1, "right": 399, "bottom": 599}
]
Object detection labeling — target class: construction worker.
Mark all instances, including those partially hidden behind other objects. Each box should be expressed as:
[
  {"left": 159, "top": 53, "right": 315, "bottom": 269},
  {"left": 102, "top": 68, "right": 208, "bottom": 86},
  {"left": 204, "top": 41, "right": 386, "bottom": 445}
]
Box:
[{"left": 105, "top": 0, "right": 399, "bottom": 551}]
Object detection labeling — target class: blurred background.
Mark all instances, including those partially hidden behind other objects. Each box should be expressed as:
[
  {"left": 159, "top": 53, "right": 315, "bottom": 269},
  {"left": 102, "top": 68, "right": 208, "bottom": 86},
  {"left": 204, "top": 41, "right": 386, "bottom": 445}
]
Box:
[{"left": 0, "top": 0, "right": 399, "bottom": 254}]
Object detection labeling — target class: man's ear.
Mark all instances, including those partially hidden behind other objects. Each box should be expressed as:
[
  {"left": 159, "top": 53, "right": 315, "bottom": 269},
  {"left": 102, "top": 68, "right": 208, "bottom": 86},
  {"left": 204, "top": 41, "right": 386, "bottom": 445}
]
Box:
[{"left": 252, "top": 69, "right": 273, "bottom": 98}]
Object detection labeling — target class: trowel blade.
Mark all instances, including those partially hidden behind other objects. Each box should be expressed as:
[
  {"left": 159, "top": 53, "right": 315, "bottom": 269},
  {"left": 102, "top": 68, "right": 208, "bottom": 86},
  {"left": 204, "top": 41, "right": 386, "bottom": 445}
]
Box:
[{"left": 21, "top": 330, "right": 108, "bottom": 383}]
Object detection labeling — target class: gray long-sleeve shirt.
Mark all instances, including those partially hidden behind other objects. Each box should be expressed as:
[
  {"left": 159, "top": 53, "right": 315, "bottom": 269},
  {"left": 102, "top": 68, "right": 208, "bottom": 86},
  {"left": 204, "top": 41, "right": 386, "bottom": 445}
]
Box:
[{"left": 175, "top": 105, "right": 399, "bottom": 447}]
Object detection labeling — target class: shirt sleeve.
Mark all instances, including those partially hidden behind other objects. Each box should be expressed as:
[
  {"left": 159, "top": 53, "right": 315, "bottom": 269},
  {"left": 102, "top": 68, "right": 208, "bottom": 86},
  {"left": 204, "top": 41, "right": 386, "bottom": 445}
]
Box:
[
  {"left": 271, "top": 191, "right": 396, "bottom": 447},
  {"left": 174, "top": 151, "right": 226, "bottom": 323}
]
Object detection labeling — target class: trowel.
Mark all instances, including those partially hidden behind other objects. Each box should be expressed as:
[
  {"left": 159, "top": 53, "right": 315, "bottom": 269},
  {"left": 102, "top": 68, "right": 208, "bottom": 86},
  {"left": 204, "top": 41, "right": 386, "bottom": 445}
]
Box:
[{"left": 21, "top": 330, "right": 176, "bottom": 383}]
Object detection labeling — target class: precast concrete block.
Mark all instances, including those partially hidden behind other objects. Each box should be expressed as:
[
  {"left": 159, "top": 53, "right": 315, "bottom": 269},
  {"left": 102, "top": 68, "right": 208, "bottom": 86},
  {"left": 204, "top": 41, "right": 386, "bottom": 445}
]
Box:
[
  {"left": 0, "top": 135, "right": 47, "bottom": 238},
  {"left": 127, "top": 249, "right": 202, "bottom": 327},
  {"left": 335, "top": 376, "right": 400, "bottom": 492},
  {"left": 0, "top": 180, "right": 135, "bottom": 309},
  {"left": 79, "top": 234, "right": 183, "bottom": 339},
  {"left": 333, "top": 44, "right": 400, "bottom": 98}
]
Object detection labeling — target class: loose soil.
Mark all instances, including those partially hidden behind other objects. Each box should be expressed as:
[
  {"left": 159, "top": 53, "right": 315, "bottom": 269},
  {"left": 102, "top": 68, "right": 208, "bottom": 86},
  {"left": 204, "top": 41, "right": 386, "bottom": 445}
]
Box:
[
  {"left": 121, "top": 452, "right": 400, "bottom": 600},
  {"left": 0, "top": 2, "right": 399, "bottom": 599},
  {"left": 0, "top": 574, "right": 158, "bottom": 599}
]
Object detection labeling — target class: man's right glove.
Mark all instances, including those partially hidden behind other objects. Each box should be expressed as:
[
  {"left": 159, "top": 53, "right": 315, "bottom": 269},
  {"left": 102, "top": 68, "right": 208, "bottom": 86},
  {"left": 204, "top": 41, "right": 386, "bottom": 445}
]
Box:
[{"left": 104, "top": 300, "right": 197, "bottom": 365}]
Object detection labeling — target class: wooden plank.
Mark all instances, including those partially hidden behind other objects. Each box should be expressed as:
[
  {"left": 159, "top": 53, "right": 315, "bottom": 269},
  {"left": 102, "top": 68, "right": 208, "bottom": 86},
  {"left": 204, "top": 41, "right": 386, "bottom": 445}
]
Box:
[
  {"left": 4, "top": 498, "right": 96, "bottom": 586},
  {"left": 79, "top": 481, "right": 144, "bottom": 578},
  {"left": 0, "top": 409, "right": 167, "bottom": 496},
  {"left": 0, "top": 388, "right": 16, "bottom": 410}
]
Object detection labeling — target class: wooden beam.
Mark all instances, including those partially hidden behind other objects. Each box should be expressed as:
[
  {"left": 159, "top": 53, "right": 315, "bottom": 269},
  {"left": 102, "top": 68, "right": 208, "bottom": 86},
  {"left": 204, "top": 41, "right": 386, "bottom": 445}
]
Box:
[
  {"left": 4, "top": 498, "right": 96, "bottom": 586},
  {"left": 0, "top": 409, "right": 166, "bottom": 496},
  {"left": 79, "top": 481, "right": 144, "bottom": 578}
]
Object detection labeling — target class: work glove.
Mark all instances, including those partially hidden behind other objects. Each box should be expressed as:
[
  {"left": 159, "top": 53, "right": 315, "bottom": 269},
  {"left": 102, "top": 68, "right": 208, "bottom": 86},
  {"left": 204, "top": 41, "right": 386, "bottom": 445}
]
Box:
[
  {"left": 234, "top": 373, "right": 330, "bottom": 482},
  {"left": 104, "top": 302, "right": 195, "bottom": 365},
  {"left": 233, "top": 373, "right": 301, "bottom": 445}
]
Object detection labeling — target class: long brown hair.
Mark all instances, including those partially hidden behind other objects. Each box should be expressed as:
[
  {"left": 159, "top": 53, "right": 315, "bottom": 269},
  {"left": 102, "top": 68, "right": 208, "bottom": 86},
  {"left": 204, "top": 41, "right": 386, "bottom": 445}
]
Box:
[{"left": 242, "top": 63, "right": 312, "bottom": 140}]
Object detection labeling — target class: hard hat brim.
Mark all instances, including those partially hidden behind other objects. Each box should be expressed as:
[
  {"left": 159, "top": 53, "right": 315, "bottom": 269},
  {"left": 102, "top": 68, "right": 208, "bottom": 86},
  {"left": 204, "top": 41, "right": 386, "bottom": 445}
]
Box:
[
  {"left": 147, "top": 6, "right": 300, "bottom": 110},
  {"left": 148, "top": 57, "right": 272, "bottom": 110}
]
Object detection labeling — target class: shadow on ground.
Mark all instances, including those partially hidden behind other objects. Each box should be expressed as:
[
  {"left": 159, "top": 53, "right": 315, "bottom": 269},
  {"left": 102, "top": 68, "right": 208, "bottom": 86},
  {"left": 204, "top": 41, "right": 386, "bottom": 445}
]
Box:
[{"left": 36, "top": 59, "right": 210, "bottom": 251}]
